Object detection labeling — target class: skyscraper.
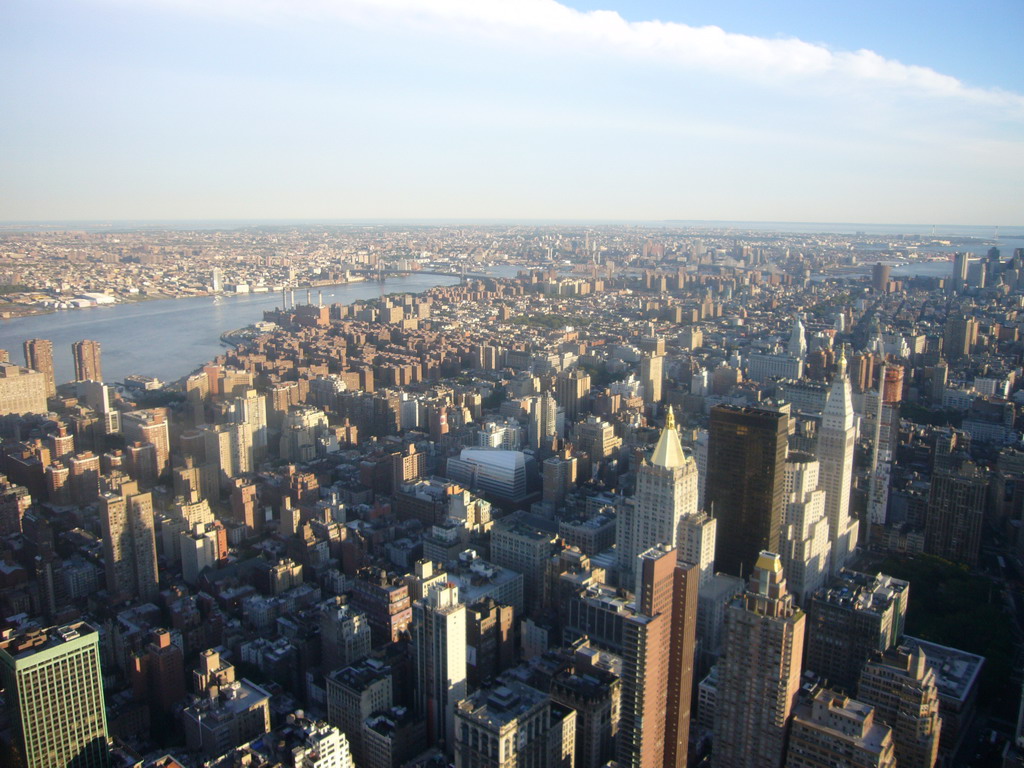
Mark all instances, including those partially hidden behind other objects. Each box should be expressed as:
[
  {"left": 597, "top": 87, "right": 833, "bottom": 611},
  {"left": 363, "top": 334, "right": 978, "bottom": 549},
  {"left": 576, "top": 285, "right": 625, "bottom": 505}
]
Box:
[
  {"left": 924, "top": 459, "right": 987, "bottom": 567},
  {"left": 708, "top": 405, "right": 789, "bottom": 578},
  {"left": 0, "top": 622, "right": 109, "bottom": 768},
  {"left": 789, "top": 313, "right": 808, "bottom": 359},
  {"left": 617, "top": 546, "right": 676, "bottom": 768},
  {"left": 413, "top": 581, "right": 467, "bottom": 750},
  {"left": 713, "top": 552, "right": 806, "bottom": 768},
  {"left": 857, "top": 647, "right": 941, "bottom": 768},
  {"left": 99, "top": 480, "right": 159, "bottom": 603},
  {"left": 529, "top": 391, "right": 558, "bottom": 448},
  {"left": 72, "top": 339, "right": 103, "bottom": 382},
  {"left": 816, "top": 349, "right": 859, "bottom": 573},
  {"left": 640, "top": 353, "right": 663, "bottom": 405},
  {"left": 617, "top": 407, "right": 699, "bottom": 590},
  {"left": 785, "top": 688, "right": 897, "bottom": 768},
  {"left": 556, "top": 368, "right": 590, "bottom": 425},
  {"left": 23, "top": 338, "right": 56, "bottom": 397},
  {"left": 871, "top": 262, "right": 892, "bottom": 292},
  {"left": 805, "top": 571, "right": 909, "bottom": 694},
  {"left": 121, "top": 408, "right": 171, "bottom": 481},
  {"left": 952, "top": 252, "right": 969, "bottom": 293},
  {"left": 779, "top": 452, "right": 831, "bottom": 605}
]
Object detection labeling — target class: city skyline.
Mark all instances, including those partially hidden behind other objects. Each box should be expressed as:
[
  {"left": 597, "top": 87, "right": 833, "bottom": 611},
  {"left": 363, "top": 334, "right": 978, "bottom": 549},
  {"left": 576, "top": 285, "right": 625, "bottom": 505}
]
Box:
[{"left": 3, "top": 0, "right": 1022, "bottom": 224}]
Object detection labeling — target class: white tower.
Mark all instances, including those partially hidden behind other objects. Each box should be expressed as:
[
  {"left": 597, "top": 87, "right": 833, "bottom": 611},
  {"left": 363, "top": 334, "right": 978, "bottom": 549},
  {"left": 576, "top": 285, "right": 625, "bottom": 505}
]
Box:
[
  {"left": 817, "top": 348, "right": 860, "bottom": 572},
  {"left": 779, "top": 453, "right": 831, "bottom": 605},
  {"left": 788, "top": 313, "right": 808, "bottom": 359},
  {"left": 413, "top": 581, "right": 467, "bottom": 753},
  {"left": 618, "top": 407, "right": 703, "bottom": 592}
]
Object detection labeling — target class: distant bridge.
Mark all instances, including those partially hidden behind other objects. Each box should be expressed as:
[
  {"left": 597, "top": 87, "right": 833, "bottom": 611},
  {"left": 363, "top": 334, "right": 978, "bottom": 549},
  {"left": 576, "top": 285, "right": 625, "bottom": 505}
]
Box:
[{"left": 343, "top": 267, "right": 497, "bottom": 281}]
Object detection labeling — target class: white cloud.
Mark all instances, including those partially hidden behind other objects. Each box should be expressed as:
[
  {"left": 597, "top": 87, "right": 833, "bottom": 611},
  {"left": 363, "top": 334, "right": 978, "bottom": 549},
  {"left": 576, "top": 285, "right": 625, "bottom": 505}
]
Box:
[{"left": 137, "top": 0, "right": 1024, "bottom": 112}]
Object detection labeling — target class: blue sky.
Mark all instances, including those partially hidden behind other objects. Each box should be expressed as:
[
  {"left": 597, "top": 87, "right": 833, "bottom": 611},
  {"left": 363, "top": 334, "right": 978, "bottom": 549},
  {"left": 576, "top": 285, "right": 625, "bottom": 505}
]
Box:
[{"left": 2, "top": 0, "right": 1021, "bottom": 224}]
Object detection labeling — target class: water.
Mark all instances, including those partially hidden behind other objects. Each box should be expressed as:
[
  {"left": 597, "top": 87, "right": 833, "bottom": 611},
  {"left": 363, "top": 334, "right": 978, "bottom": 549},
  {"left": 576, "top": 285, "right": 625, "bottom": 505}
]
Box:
[{"left": 0, "top": 275, "right": 459, "bottom": 385}]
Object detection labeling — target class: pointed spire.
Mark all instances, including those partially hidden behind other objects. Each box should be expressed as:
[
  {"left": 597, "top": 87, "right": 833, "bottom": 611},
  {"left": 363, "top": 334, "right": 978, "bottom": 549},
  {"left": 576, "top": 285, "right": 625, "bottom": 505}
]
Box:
[{"left": 651, "top": 406, "right": 686, "bottom": 468}]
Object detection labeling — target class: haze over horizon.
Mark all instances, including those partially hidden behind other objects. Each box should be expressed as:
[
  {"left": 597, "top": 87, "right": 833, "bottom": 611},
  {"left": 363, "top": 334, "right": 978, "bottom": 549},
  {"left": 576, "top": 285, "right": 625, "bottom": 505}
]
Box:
[{"left": 3, "top": 0, "right": 1021, "bottom": 224}]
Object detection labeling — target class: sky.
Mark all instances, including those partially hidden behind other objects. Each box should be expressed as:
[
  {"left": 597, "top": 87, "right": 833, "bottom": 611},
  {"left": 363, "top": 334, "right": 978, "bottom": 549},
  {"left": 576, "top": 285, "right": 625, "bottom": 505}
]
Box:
[{"left": 1, "top": 0, "right": 1022, "bottom": 225}]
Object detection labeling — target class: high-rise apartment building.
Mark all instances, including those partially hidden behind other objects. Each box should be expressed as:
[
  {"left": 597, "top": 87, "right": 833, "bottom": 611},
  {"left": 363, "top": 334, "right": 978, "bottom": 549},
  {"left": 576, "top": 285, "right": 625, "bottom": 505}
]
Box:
[
  {"left": 708, "top": 405, "right": 789, "bottom": 578},
  {"left": 779, "top": 452, "right": 831, "bottom": 605},
  {"left": 491, "top": 512, "right": 558, "bottom": 612},
  {"left": 951, "top": 252, "right": 970, "bottom": 292},
  {"left": 785, "top": 688, "right": 897, "bottom": 768},
  {"left": 871, "top": 263, "right": 892, "bottom": 292},
  {"left": 574, "top": 415, "right": 622, "bottom": 461},
  {"left": 713, "top": 552, "right": 806, "bottom": 768},
  {"left": 617, "top": 546, "right": 676, "bottom": 768},
  {"left": 640, "top": 353, "right": 663, "bottom": 405},
  {"left": 413, "top": 581, "right": 467, "bottom": 750},
  {"left": 0, "top": 362, "right": 49, "bottom": 416},
  {"left": 121, "top": 408, "right": 171, "bottom": 480},
  {"left": 617, "top": 407, "right": 699, "bottom": 591},
  {"left": 924, "top": 459, "right": 987, "bottom": 567},
  {"left": 99, "top": 481, "right": 159, "bottom": 603},
  {"left": 857, "top": 647, "right": 941, "bottom": 768},
  {"left": 23, "top": 338, "right": 56, "bottom": 397},
  {"left": 556, "top": 368, "right": 590, "bottom": 425},
  {"left": 292, "top": 720, "right": 355, "bottom": 768},
  {"left": 72, "top": 339, "right": 103, "bottom": 382},
  {"left": 529, "top": 391, "right": 559, "bottom": 448},
  {"left": 805, "top": 571, "right": 909, "bottom": 693},
  {"left": 789, "top": 313, "right": 808, "bottom": 359},
  {"left": 319, "top": 597, "right": 372, "bottom": 674},
  {"left": 942, "top": 315, "right": 978, "bottom": 360},
  {"left": 453, "top": 681, "right": 577, "bottom": 768},
  {"left": 817, "top": 350, "right": 860, "bottom": 573},
  {"left": 0, "top": 622, "right": 109, "bottom": 768}
]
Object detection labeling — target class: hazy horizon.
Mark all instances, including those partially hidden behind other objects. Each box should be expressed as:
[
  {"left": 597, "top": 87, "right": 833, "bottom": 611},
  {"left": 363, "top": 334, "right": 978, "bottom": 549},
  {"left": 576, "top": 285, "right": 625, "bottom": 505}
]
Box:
[{"left": 3, "top": 0, "right": 1021, "bottom": 223}]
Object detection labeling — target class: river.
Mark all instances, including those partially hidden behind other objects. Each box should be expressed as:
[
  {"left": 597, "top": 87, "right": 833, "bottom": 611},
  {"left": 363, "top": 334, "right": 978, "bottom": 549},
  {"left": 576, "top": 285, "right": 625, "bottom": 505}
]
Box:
[{"left": 0, "top": 275, "right": 459, "bottom": 386}]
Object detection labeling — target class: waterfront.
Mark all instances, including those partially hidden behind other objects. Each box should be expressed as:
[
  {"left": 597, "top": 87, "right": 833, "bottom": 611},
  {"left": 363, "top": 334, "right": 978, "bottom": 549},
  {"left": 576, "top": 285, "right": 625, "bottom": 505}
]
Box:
[{"left": 0, "top": 274, "right": 459, "bottom": 385}]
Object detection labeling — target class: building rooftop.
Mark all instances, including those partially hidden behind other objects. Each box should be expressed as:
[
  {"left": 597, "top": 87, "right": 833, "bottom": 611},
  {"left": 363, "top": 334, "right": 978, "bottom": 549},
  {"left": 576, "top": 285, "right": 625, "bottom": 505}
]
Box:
[
  {"left": 813, "top": 569, "right": 909, "bottom": 614},
  {"left": 0, "top": 621, "right": 97, "bottom": 660},
  {"left": 901, "top": 636, "right": 984, "bottom": 705},
  {"left": 457, "top": 681, "right": 548, "bottom": 730}
]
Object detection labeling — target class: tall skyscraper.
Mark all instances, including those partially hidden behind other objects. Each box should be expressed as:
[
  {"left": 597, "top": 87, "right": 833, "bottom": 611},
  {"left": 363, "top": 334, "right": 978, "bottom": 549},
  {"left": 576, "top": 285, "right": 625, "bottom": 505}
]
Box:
[
  {"left": 952, "top": 252, "right": 969, "bottom": 292},
  {"left": 0, "top": 622, "right": 109, "bottom": 768},
  {"left": 805, "top": 571, "right": 909, "bottom": 694},
  {"left": 556, "top": 368, "right": 590, "bottom": 425},
  {"left": 871, "top": 262, "right": 892, "bottom": 292},
  {"left": 924, "top": 459, "right": 987, "bottom": 567},
  {"left": 816, "top": 349, "right": 859, "bottom": 573},
  {"left": 72, "top": 339, "right": 103, "bottom": 382},
  {"left": 413, "top": 581, "right": 467, "bottom": 750},
  {"left": 779, "top": 452, "right": 831, "bottom": 605},
  {"left": 23, "top": 339, "right": 56, "bottom": 397},
  {"left": 121, "top": 408, "right": 171, "bottom": 481},
  {"left": 617, "top": 407, "right": 699, "bottom": 591},
  {"left": 713, "top": 552, "right": 806, "bottom": 768},
  {"left": 942, "top": 315, "right": 978, "bottom": 360},
  {"left": 99, "top": 481, "right": 159, "bottom": 603},
  {"left": 857, "top": 647, "right": 941, "bottom": 768},
  {"left": 708, "top": 405, "right": 789, "bottom": 578},
  {"left": 528, "top": 391, "right": 558, "bottom": 448},
  {"left": 640, "top": 353, "right": 663, "bottom": 405},
  {"left": 789, "top": 313, "right": 808, "bottom": 359},
  {"left": 617, "top": 546, "right": 675, "bottom": 768}
]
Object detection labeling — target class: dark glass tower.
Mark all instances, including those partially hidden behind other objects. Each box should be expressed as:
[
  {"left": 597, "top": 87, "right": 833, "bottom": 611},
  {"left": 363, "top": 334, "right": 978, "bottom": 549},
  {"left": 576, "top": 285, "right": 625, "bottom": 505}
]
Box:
[{"left": 707, "top": 404, "right": 789, "bottom": 578}]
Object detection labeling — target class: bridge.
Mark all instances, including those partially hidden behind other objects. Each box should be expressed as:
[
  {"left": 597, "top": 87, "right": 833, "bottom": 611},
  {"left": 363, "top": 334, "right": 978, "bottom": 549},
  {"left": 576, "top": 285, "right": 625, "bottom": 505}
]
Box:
[{"left": 343, "top": 267, "right": 498, "bottom": 281}]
